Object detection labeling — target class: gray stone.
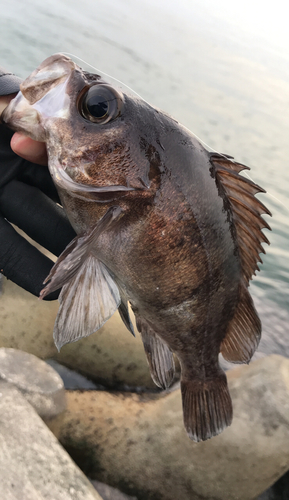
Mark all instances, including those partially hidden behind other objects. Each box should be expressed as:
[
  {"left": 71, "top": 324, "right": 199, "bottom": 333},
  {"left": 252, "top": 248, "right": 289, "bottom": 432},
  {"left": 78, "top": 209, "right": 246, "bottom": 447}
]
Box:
[
  {"left": 256, "top": 469, "right": 289, "bottom": 499},
  {"left": 91, "top": 480, "right": 138, "bottom": 500},
  {"left": 0, "top": 275, "right": 59, "bottom": 359},
  {"left": 257, "top": 491, "right": 273, "bottom": 500},
  {"left": 48, "top": 355, "right": 289, "bottom": 500},
  {"left": 0, "top": 348, "right": 65, "bottom": 418},
  {"left": 0, "top": 277, "right": 154, "bottom": 389},
  {"left": 45, "top": 359, "right": 100, "bottom": 390},
  {"left": 2, "top": 272, "right": 289, "bottom": 391},
  {"left": 0, "top": 381, "right": 103, "bottom": 500}
]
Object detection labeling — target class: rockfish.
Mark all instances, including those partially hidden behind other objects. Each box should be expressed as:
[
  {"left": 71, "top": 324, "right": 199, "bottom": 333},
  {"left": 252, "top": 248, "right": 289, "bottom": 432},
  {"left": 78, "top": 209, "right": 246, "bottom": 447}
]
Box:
[{"left": 2, "top": 54, "right": 271, "bottom": 441}]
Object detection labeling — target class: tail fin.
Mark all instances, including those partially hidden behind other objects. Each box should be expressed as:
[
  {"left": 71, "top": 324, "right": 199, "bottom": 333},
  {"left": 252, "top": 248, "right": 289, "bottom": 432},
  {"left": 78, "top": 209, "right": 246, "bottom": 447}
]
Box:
[{"left": 181, "top": 371, "right": 232, "bottom": 442}]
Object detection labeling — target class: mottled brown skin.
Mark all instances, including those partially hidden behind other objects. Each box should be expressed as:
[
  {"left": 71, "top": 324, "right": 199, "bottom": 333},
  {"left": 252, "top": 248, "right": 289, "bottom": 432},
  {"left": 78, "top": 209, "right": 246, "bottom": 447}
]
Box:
[{"left": 46, "top": 68, "right": 241, "bottom": 385}]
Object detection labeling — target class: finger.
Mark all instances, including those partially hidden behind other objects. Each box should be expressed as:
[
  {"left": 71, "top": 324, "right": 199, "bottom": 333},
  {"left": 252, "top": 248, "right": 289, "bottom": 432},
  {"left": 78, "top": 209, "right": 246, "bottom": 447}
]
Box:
[
  {"left": 0, "top": 180, "right": 76, "bottom": 257},
  {"left": 0, "top": 124, "right": 59, "bottom": 202},
  {"left": 0, "top": 216, "right": 59, "bottom": 300},
  {"left": 11, "top": 133, "right": 48, "bottom": 166}
]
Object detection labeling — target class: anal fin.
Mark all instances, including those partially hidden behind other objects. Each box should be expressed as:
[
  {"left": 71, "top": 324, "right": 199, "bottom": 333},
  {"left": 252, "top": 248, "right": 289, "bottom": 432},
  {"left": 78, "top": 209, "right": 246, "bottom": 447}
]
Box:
[
  {"left": 136, "top": 317, "right": 175, "bottom": 389},
  {"left": 181, "top": 370, "right": 232, "bottom": 442},
  {"left": 220, "top": 283, "right": 261, "bottom": 363}
]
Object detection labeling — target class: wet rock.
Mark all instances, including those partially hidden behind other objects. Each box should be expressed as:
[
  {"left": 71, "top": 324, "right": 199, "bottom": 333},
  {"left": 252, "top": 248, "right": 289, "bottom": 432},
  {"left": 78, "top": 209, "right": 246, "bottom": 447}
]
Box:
[
  {"left": 55, "top": 310, "right": 154, "bottom": 390},
  {"left": 91, "top": 480, "right": 138, "bottom": 500},
  {"left": 0, "top": 381, "right": 103, "bottom": 500},
  {"left": 256, "top": 470, "right": 289, "bottom": 499},
  {"left": 46, "top": 359, "right": 101, "bottom": 390},
  {"left": 47, "top": 355, "right": 289, "bottom": 500},
  {"left": 2, "top": 270, "right": 288, "bottom": 391},
  {"left": 1, "top": 269, "right": 288, "bottom": 390},
  {"left": 0, "top": 347, "right": 65, "bottom": 419},
  {"left": 0, "top": 277, "right": 58, "bottom": 359},
  {"left": 0, "top": 277, "right": 153, "bottom": 389}
]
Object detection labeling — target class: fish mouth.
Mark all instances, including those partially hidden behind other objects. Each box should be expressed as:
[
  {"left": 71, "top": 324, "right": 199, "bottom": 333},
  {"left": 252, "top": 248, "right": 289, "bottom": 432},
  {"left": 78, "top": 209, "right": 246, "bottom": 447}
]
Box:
[
  {"left": 0, "top": 96, "right": 16, "bottom": 125},
  {"left": 1, "top": 90, "right": 46, "bottom": 141},
  {"left": 1, "top": 54, "right": 73, "bottom": 139},
  {"left": 51, "top": 160, "right": 138, "bottom": 202}
]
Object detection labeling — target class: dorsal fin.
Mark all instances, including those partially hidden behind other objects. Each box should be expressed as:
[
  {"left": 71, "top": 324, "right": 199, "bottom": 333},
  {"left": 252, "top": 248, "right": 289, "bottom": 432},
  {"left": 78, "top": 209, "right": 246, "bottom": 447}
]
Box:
[
  {"left": 210, "top": 154, "right": 271, "bottom": 363},
  {"left": 210, "top": 153, "right": 271, "bottom": 285}
]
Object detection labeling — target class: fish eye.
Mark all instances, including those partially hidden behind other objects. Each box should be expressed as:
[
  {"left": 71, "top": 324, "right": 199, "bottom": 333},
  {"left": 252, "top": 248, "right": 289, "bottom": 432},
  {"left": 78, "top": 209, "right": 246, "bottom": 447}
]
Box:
[{"left": 79, "top": 85, "right": 122, "bottom": 124}]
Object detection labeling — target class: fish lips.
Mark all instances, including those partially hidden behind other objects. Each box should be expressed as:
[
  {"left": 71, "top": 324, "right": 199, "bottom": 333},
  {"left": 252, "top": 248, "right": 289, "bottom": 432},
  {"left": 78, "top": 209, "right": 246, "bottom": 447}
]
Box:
[{"left": 1, "top": 91, "right": 46, "bottom": 141}]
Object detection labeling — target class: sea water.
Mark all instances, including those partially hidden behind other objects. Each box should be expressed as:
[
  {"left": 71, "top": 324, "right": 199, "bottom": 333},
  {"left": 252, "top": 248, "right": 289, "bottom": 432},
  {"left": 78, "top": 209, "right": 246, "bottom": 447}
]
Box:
[{"left": 0, "top": 0, "right": 288, "bottom": 314}]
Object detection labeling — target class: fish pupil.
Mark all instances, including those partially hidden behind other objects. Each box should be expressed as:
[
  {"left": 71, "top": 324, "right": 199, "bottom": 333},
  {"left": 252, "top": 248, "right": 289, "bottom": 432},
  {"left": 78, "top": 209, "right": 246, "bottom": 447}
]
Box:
[
  {"left": 86, "top": 95, "right": 108, "bottom": 118},
  {"left": 79, "top": 84, "right": 123, "bottom": 123}
]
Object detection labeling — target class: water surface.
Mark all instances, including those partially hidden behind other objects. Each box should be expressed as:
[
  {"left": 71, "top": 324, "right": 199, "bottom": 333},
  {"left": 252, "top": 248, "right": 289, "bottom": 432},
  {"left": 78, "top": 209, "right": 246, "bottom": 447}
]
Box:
[{"left": 1, "top": 0, "right": 288, "bottom": 311}]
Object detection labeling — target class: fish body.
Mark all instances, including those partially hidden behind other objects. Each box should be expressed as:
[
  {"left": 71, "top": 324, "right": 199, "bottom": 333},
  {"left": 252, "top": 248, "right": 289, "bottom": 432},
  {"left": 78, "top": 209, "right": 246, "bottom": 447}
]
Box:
[{"left": 2, "top": 54, "right": 271, "bottom": 441}]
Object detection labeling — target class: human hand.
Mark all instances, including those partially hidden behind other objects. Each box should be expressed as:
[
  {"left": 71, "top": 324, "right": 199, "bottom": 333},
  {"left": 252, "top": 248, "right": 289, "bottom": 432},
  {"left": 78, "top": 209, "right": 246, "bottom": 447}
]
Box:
[
  {"left": 0, "top": 93, "right": 75, "bottom": 299},
  {"left": 11, "top": 132, "right": 48, "bottom": 166},
  {"left": 0, "top": 88, "right": 47, "bottom": 165}
]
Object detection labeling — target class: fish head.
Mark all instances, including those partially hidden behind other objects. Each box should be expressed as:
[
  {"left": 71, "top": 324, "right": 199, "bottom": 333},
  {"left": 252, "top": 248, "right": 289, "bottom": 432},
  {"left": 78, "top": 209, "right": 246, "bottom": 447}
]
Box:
[{"left": 2, "top": 53, "right": 165, "bottom": 206}]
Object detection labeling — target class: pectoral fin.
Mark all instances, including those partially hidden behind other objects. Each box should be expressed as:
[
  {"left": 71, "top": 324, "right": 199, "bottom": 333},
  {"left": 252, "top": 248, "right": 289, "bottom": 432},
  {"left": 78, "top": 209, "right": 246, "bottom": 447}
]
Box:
[
  {"left": 53, "top": 256, "right": 120, "bottom": 350},
  {"left": 136, "top": 317, "right": 175, "bottom": 389},
  {"left": 40, "top": 206, "right": 123, "bottom": 350}
]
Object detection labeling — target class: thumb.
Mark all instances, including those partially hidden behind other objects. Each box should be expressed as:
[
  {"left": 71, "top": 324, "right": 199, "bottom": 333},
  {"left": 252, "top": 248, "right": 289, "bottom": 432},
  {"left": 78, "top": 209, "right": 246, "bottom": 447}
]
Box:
[{"left": 11, "top": 132, "right": 48, "bottom": 166}]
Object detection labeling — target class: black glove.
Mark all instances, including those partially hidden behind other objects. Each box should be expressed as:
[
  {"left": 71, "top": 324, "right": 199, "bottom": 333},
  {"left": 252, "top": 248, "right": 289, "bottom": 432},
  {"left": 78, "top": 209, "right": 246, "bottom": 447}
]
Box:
[{"left": 0, "top": 67, "right": 76, "bottom": 299}]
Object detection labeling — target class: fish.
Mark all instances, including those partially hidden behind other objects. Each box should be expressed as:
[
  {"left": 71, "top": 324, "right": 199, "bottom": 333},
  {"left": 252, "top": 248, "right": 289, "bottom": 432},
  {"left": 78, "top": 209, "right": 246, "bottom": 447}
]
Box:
[{"left": 2, "top": 54, "right": 271, "bottom": 441}]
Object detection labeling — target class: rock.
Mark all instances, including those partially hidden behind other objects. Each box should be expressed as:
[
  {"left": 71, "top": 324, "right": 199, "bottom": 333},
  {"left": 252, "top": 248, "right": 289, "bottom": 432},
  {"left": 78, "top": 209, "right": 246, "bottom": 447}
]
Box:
[
  {"left": 55, "top": 310, "right": 154, "bottom": 390},
  {"left": 0, "top": 277, "right": 58, "bottom": 359},
  {"left": 47, "top": 355, "right": 289, "bottom": 500},
  {"left": 0, "top": 277, "right": 154, "bottom": 389},
  {"left": 91, "top": 480, "right": 138, "bottom": 500},
  {"left": 1, "top": 271, "right": 288, "bottom": 391},
  {"left": 256, "top": 470, "right": 289, "bottom": 499},
  {"left": 257, "top": 490, "right": 273, "bottom": 499},
  {"left": 0, "top": 381, "right": 103, "bottom": 500},
  {"left": 0, "top": 347, "right": 66, "bottom": 419},
  {"left": 46, "top": 359, "right": 101, "bottom": 390}
]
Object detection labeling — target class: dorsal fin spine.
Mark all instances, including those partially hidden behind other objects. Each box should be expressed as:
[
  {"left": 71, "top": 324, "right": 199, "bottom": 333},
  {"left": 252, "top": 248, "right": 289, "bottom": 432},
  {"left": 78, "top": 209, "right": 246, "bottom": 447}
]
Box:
[
  {"left": 217, "top": 168, "right": 264, "bottom": 194},
  {"left": 228, "top": 195, "right": 271, "bottom": 219},
  {"left": 233, "top": 204, "right": 271, "bottom": 231},
  {"left": 234, "top": 219, "right": 268, "bottom": 250},
  {"left": 234, "top": 213, "right": 271, "bottom": 242},
  {"left": 210, "top": 153, "right": 271, "bottom": 285},
  {"left": 228, "top": 193, "right": 271, "bottom": 217}
]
